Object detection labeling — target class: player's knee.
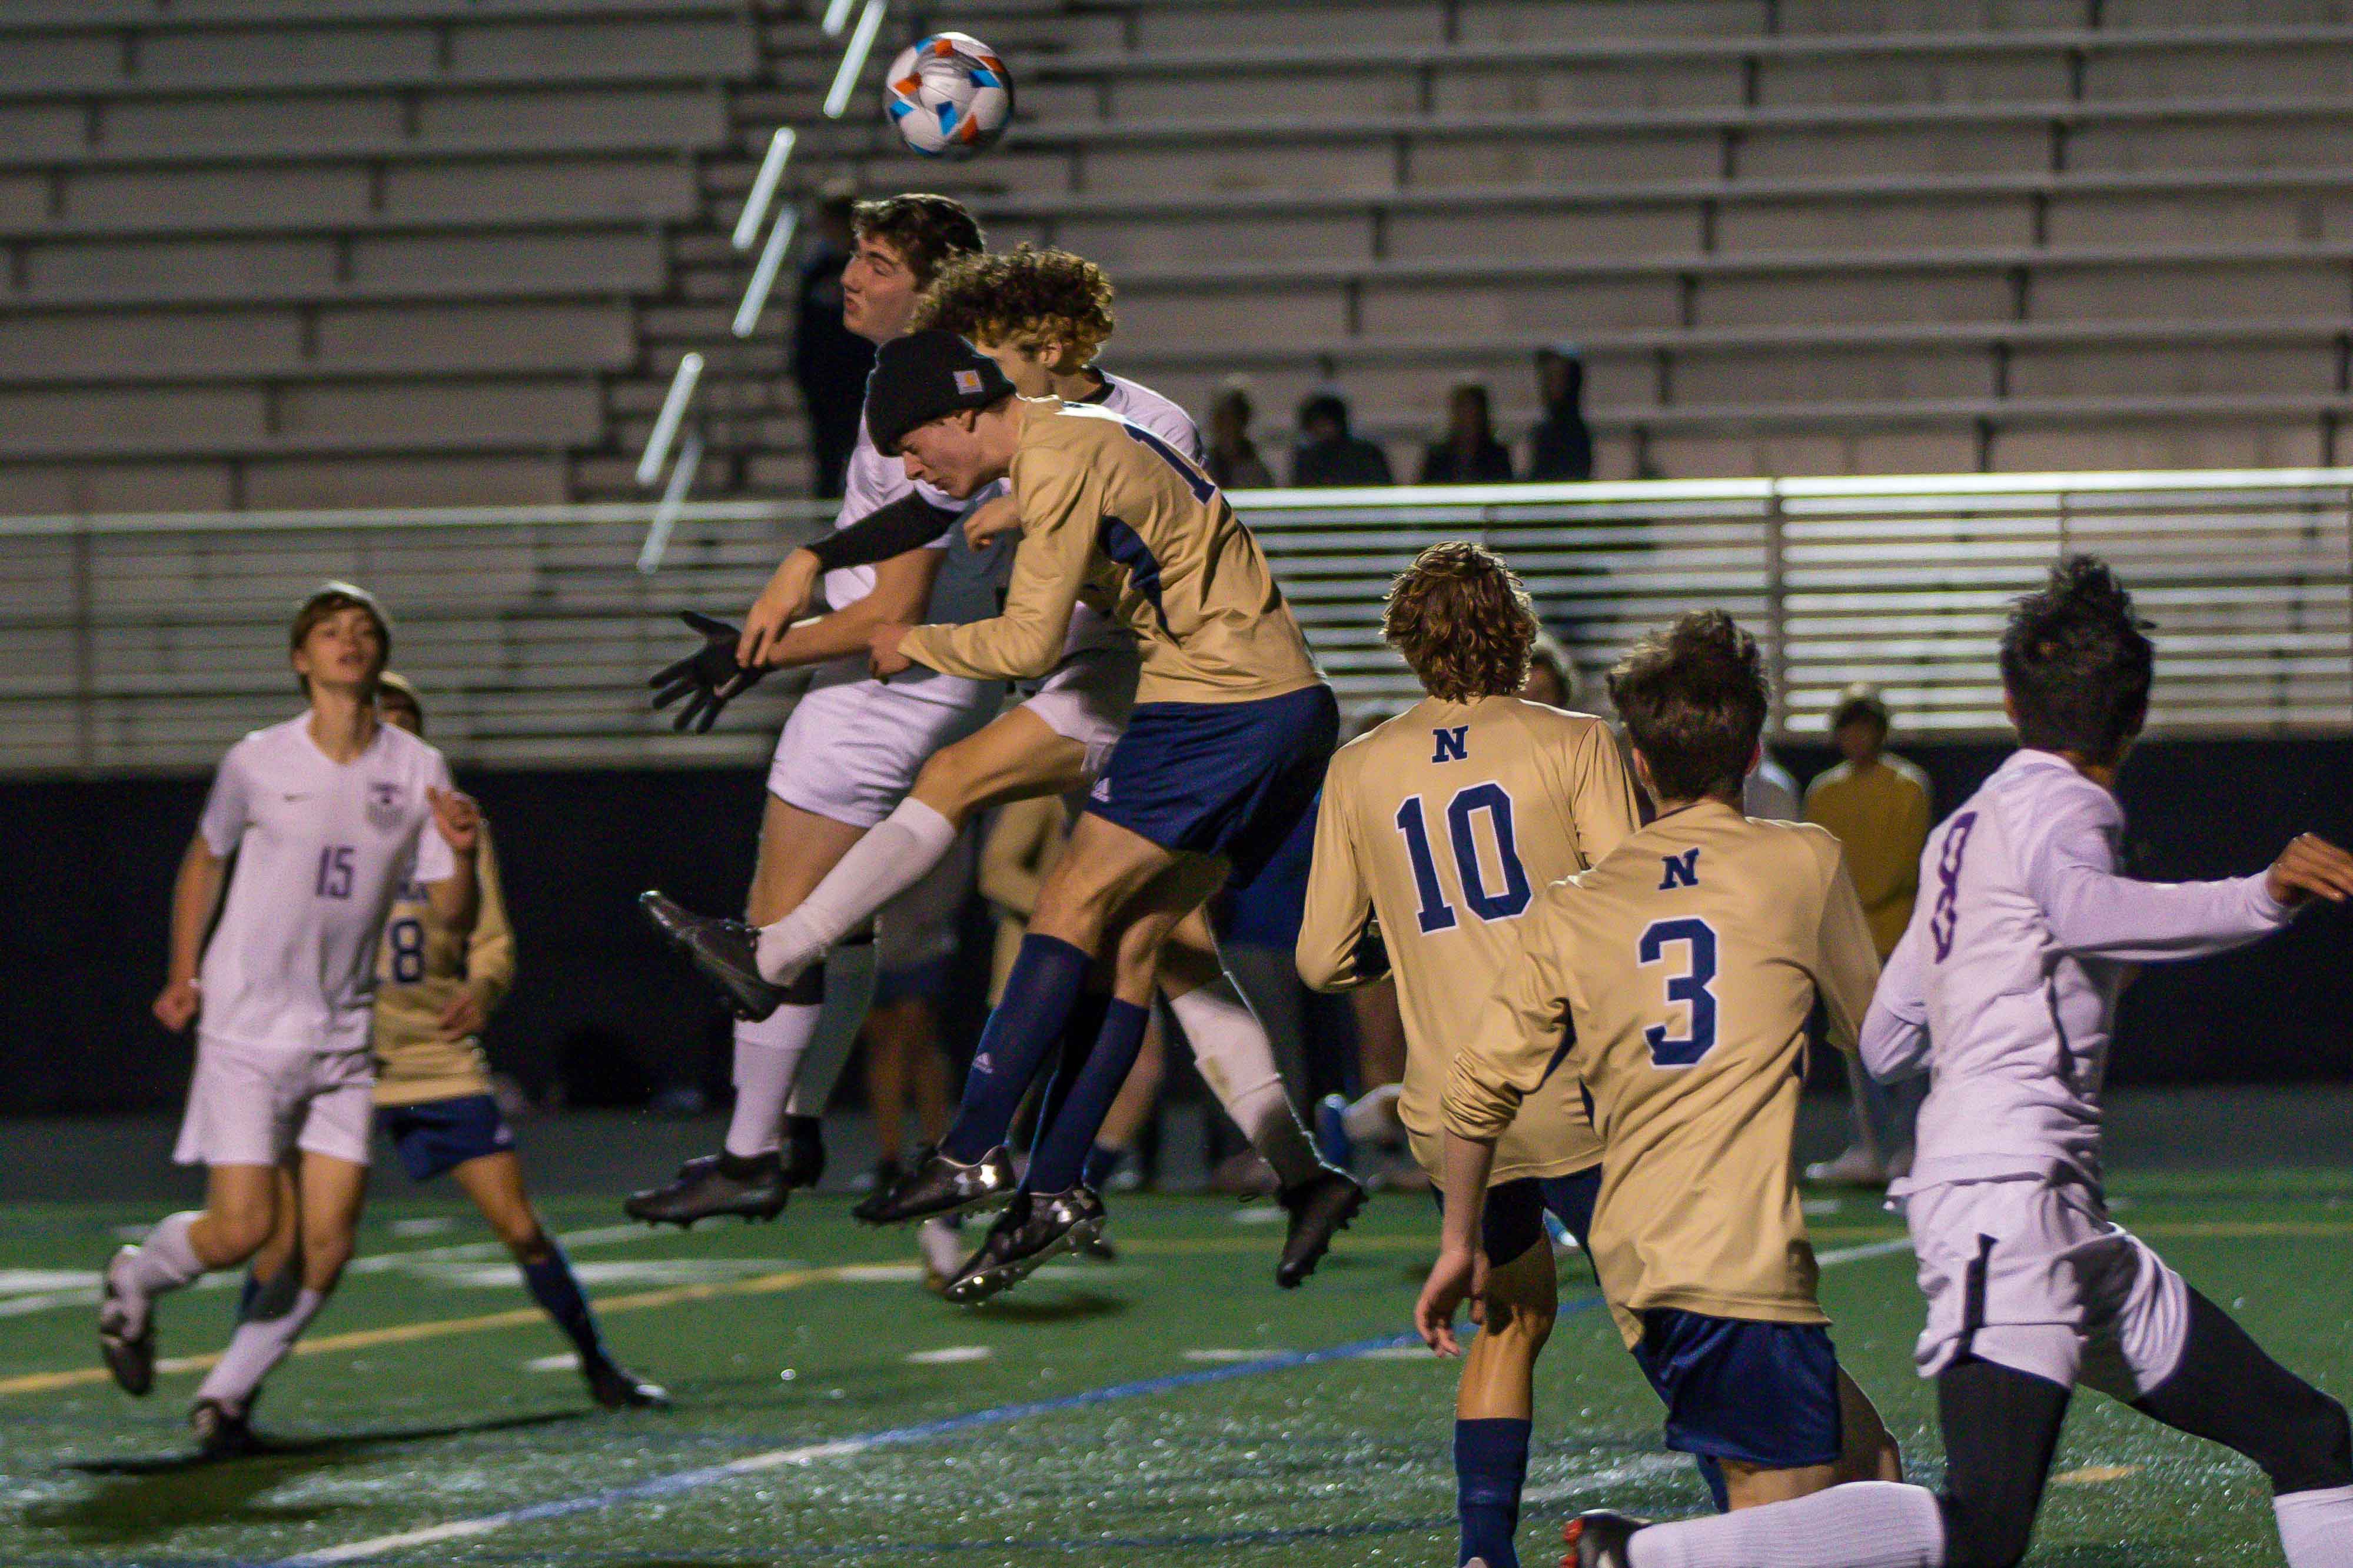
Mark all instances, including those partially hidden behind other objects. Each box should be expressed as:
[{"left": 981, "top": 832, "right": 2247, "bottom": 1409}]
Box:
[
  {"left": 207, "top": 1200, "right": 278, "bottom": 1263},
  {"left": 1939, "top": 1489, "right": 2036, "bottom": 1568},
  {"left": 496, "top": 1213, "right": 550, "bottom": 1260},
  {"left": 297, "top": 1220, "right": 356, "bottom": 1282},
  {"left": 1481, "top": 1293, "right": 1555, "bottom": 1357}
]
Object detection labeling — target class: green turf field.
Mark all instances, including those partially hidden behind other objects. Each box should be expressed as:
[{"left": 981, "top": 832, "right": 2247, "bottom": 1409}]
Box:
[{"left": 3, "top": 1176, "right": 2349, "bottom": 1567}]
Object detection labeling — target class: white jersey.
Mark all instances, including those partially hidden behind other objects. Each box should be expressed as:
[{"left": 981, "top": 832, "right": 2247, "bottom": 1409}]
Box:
[
  {"left": 812, "top": 422, "right": 998, "bottom": 708},
  {"left": 1862, "top": 748, "right": 2292, "bottom": 1191},
  {"left": 195, "top": 716, "right": 458, "bottom": 1057}
]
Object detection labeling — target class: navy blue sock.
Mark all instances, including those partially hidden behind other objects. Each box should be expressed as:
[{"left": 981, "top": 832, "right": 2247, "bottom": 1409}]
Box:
[
  {"left": 1455, "top": 1417, "right": 1531, "bottom": 1567},
  {"left": 519, "top": 1243, "right": 608, "bottom": 1367},
  {"left": 237, "top": 1269, "right": 262, "bottom": 1321},
  {"left": 942, "top": 935, "right": 1092, "bottom": 1163},
  {"left": 1079, "top": 1143, "right": 1125, "bottom": 1193},
  {"left": 1026, "top": 998, "right": 1150, "bottom": 1194},
  {"left": 1694, "top": 1454, "right": 1731, "bottom": 1513},
  {"left": 1032, "top": 988, "right": 1114, "bottom": 1144}
]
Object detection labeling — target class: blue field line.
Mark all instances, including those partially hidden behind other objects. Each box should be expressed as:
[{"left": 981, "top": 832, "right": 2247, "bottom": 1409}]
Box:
[{"left": 262, "top": 1298, "right": 1611, "bottom": 1568}]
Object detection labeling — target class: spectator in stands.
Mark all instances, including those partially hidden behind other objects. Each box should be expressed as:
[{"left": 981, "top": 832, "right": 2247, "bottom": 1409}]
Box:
[
  {"left": 1204, "top": 379, "right": 1276, "bottom": 490},
  {"left": 1526, "top": 345, "right": 1594, "bottom": 482},
  {"left": 1746, "top": 745, "right": 1802, "bottom": 820},
  {"left": 1803, "top": 683, "right": 1933, "bottom": 1187},
  {"left": 1290, "top": 390, "right": 1393, "bottom": 488},
  {"left": 1520, "top": 629, "right": 1573, "bottom": 707},
  {"left": 1418, "top": 382, "right": 1515, "bottom": 485},
  {"left": 792, "top": 183, "right": 876, "bottom": 499}
]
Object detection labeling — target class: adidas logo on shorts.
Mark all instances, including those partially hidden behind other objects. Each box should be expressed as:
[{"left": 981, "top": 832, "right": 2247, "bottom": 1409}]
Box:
[
  {"left": 1091, "top": 777, "right": 1112, "bottom": 803},
  {"left": 972, "top": 1052, "right": 994, "bottom": 1074}
]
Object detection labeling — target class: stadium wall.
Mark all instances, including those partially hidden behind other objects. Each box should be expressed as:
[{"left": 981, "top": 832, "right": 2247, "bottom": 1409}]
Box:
[{"left": 6, "top": 736, "right": 2347, "bottom": 1117}]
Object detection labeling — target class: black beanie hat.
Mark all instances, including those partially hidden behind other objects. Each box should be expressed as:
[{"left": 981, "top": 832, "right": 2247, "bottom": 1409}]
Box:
[{"left": 864, "top": 329, "right": 1015, "bottom": 456}]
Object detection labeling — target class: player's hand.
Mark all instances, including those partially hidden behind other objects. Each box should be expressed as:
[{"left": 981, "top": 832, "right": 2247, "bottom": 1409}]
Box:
[
  {"left": 1415, "top": 1243, "right": 1483, "bottom": 1357},
  {"left": 741, "top": 550, "right": 823, "bottom": 667},
  {"left": 2266, "top": 833, "right": 2353, "bottom": 907},
  {"left": 962, "top": 495, "right": 1021, "bottom": 550},
  {"left": 427, "top": 787, "right": 481, "bottom": 856},
  {"left": 152, "top": 976, "right": 201, "bottom": 1033},
  {"left": 438, "top": 984, "right": 490, "bottom": 1041},
  {"left": 868, "top": 622, "right": 914, "bottom": 680},
  {"left": 650, "top": 610, "right": 767, "bottom": 732}
]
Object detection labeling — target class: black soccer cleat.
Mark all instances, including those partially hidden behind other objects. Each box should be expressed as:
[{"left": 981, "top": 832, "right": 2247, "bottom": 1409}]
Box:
[
  {"left": 639, "top": 891, "right": 785, "bottom": 1021},
  {"left": 97, "top": 1246, "right": 155, "bottom": 1397},
  {"left": 190, "top": 1396, "right": 262, "bottom": 1460},
  {"left": 1561, "top": 1510, "right": 1650, "bottom": 1568},
  {"left": 623, "top": 1151, "right": 790, "bottom": 1228},
  {"left": 781, "top": 1114, "right": 827, "bottom": 1191},
  {"left": 1274, "top": 1165, "right": 1368, "bottom": 1289},
  {"left": 853, "top": 1144, "right": 1018, "bottom": 1226},
  {"left": 943, "top": 1187, "right": 1106, "bottom": 1305},
  {"left": 584, "top": 1357, "right": 672, "bottom": 1411}
]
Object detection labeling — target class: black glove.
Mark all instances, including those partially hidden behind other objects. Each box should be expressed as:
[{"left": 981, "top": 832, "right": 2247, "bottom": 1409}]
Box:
[{"left": 649, "top": 610, "right": 766, "bottom": 733}]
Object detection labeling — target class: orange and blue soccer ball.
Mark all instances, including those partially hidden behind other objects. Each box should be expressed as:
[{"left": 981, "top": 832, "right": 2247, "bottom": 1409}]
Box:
[{"left": 885, "top": 32, "right": 1013, "bottom": 157}]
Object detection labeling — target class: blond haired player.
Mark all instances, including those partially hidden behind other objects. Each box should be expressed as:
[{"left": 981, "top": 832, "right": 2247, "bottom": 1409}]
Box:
[
  {"left": 238, "top": 674, "right": 666, "bottom": 1413},
  {"left": 1295, "top": 542, "right": 1641, "bottom": 1568},
  {"left": 1418, "top": 610, "right": 1903, "bottom": 1540},
  {"left": 101, "top": 585, "right": 481, "bottom": 1456},
  {"left": 649, "top": 249, "right": 1360, "bottom": 1289}
]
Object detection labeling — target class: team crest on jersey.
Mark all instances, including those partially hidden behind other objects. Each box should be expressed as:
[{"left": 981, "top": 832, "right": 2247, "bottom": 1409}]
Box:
[
  {"left": 1431, "top": 726, "right": 1470, "bottom": 763},
  {"left": 1658, "top": 848, "right": 1701, "bottom": 890},
  {"left": 365, "top": 780, "right": 406, "bottom": 831}
]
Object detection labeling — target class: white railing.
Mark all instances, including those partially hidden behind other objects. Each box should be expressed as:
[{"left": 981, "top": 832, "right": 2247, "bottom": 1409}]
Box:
[{"left": 4, "top": 469, "right": 2348, "bottom": 775}]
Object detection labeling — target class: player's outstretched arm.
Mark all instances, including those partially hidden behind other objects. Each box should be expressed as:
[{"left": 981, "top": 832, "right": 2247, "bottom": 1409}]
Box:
[
  {"left": 154, "top": 834, "right": 227, "bottom": 1033},
  {"left": 890, "top": 460, "right": 1096, "bottom": 683},
  {"left": 2265, "top": 832, "right": 2353, "bottom": 907},
  {"left": 1860, "top": 920, "right": 1932, "bottom": 1083},
  {"left": 757, "top": 548, "right": 948, "bottom": 674},
  {"left": 649, "top": 611, "right": 768, "bottom": 733},
  {"left": 2032, "top": 796, "right": 2317, "bottom": 961},
  {"left": 739, "top": 494, "right": 968, "bottom": 667},
  {"left": 1415, "top": 1129, "right": 1499, "bottom": 1357}
]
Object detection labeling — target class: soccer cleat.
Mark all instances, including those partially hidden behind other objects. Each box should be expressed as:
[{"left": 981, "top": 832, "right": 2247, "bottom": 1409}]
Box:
[
  {"left": 916, "top": 1216, "right": 966, "bottom": 1295},
  {"left": 1561, "top": 1510, "right": 1649, "bottom": 1568},
  {"left": 97, "top": 1246, "right": 155, "bottom": 1397},
  {"left": 943, "top": 1187, "right": 1106, "bottom": 1305},
  {"left": 781, "top": 1114, "right": 828, "bottom": 1191},
  {"left": 583, "top": 1357, "right": 672, "bottom": 1411},
  {"left": 1273, "top": 1166, "right": 1368, "bottom": 1289},
  {"left": 190, "top": 1396, "right": 261, "bottom": 1460},
  {"left": 853, "top": 1144, "right": 1018, "bottom": 1226},
  {"left": 623, "top": 1151, "right": 789, "bottom": 1228},
  {"left": 1075, "top": 1219, "right": 1118, "bottom": 1263},
  {"left": 639, "top": 891, "right": 784, "bottom": 1021}
]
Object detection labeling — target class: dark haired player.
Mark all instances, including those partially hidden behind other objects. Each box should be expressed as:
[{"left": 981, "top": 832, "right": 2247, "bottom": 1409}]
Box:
[
  {"left": 625, "top": 194, "right": 1001, "bottom": 1229},
  {"left": 1296, "top": 542, "right": 1644, "bottom": 1568},
  {"left": 1560, "top": 561, "right": 2353, "bottom": 1568},
  {"left": 1419, "top": 610, "right": 1903, "bottom": 1559}
]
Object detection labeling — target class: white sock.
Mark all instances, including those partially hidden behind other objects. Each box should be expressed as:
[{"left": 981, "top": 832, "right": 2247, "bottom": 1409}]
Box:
[
  {"left": 1342, "top": 1082, "right": 1405, "bottom": 1145},
  {"left": 785, "top": 940, "right": 878, "bottom": 1119},
  {"left": 724, "top": 1004, "right": 821, "bottom": 1158},
  {"left": 2278, "top": 1484, "right": 2353, "bottom": 1568},
  {"left": 117, "top": 1211, "right": 206, "bottom": 1326},
  {"left": 1167, "top": 978, "right": 1321, "bottom": 1187},
  {"left": 195, "top": 1286, "right": 328, "bottom": 1411},
  {"left": 1627, "top": 1482, "right": 1945, "bottom": 1568},
  {"left": 757, "top": 800, "right": 958, "bottom": 982}
]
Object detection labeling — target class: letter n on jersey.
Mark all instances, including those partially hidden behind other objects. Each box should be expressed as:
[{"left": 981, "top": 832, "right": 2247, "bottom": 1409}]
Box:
[
  {"left": 1431, "top": 725, "right": 1470, "bottom": 764},
  {"left": 1659, "top": 848, "right": 1701, "bottom": 890}
]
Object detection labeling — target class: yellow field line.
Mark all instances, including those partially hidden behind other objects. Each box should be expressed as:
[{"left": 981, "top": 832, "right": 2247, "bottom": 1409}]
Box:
[{"left": 0, "top": 1262, "right": 860, "bottom": 1398}]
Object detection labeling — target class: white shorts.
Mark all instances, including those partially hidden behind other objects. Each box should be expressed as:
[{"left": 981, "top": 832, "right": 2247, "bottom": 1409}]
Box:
[
  {"left": 768, "top": 674, "right": 998, "bottom": 829},
  {"left": 1019, "top": 642, "right": 1139, "bottom": 780},
  {"left": 174, "top": 1036, "right": 376, "bottom": 1168},
  {"left": 1903, "top": 1174, "right": 2191, "bottom": 1399}
]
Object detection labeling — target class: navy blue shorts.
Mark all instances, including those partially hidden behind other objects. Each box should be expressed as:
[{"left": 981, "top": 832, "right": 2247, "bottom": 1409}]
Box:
[
  {"left": 1086, "top": 684, "right": 1339, "bottom": 887},
  {"left": 380, "top": 1093, "right": 515, "bottom": 1184},
  {"left": 1432, "top": 1165, "right": 1601, "bottom": 1270},
  {"left": 1631, "top": 1309, "right": 1843, "bottom": 1470}
]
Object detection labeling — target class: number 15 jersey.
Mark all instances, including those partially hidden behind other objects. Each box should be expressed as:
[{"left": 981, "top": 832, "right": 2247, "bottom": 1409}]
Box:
[
  {"left": 1444, "top": 798, "right": 1878, "bottom": 1343},
  {"left": 1297, "top": 695, "right": 1643, "bottom": 1181}
]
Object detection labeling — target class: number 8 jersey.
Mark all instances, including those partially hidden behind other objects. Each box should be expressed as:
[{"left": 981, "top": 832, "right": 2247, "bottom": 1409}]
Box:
[
  {"left": 194, "top": 715, "right": 457, "bottom": 1058},
  {"left": 1297, "top": 695, "right": 1644, "bottom": 1183},
  {"left": 1444, "top": 797, "right": 1880, "bottom": 1346}
]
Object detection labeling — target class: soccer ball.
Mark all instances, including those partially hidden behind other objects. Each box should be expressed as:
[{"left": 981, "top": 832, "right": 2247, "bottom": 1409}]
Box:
[{"left": 885, "top": 32, "right": 1012, "bottom": 158}]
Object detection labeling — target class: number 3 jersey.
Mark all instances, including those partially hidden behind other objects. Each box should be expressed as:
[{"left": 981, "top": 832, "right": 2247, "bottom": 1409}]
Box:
[
  {"left": 371, "top": 823, "right": 516, "bottom": 1107},
  {"left": 1297, "top": 695, "right": 1644, "bottom": 1182},
  {"left": 1444, "top": 799, "right": 1880, "bottom": 1344},
  {"left": 194, "top": 715, "right": 457, "bottom": 1058}
]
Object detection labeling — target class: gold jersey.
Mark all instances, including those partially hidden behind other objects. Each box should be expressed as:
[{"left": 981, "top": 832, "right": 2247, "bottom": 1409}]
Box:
[
  {"left": 899, "top": 400, "right": 1322, "bottom": 705},
  {"left": 371, "top": 825, "right": 514, "bottom": 1107},
  {"left": 1803, "top": 753, "right": 1932, "bottom": 957},
  {"left": 1298, "top": 696, "right": 1643, "bottom": 1182},
  {"left": 1443, "top": 800, "right": 1880, "bottom": 1345}
]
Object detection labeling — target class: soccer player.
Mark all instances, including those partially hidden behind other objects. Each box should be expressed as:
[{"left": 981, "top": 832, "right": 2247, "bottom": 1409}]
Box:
[
  {"left": 1417, "top": 610, "right": 1904, "bottom": 1550},
  {"left": 843, "top": 328, "right": 1337, "bottom": 1297},
  {"left": 1557, "top": 561, "right": 2353, "bottom": 1568},
  {"left": 101, "top": 584, "right": 481, "bottom": 1454},
  {"left": 1294, "top": 542, "right": 1644, "bottom": 1568},
  {"left": 240, "top": 673, "right": 665, "bottom": 1413},
  {"left": 622, "top": 194, "right": 999, "bottom": 1229},
  {"left": 647, "top": 247, "right": 1361, "bottom": 1286}
]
